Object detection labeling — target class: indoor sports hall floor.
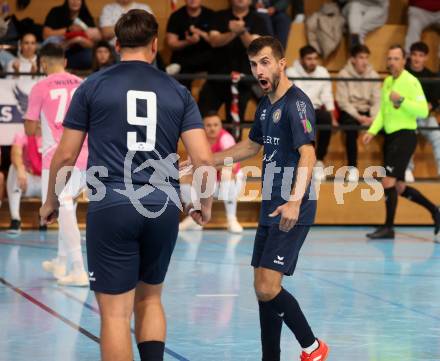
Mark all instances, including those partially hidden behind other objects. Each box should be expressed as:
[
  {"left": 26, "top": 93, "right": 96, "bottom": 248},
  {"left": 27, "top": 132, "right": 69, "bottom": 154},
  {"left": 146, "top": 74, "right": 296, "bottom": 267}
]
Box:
[{"left": 1, "top": 227, "right": 439, "bottom": 361}]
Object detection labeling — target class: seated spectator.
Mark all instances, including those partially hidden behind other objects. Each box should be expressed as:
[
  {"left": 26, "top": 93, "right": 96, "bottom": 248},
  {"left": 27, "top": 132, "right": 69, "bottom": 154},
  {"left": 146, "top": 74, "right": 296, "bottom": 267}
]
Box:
[
  {"left": 92, "top": 40, "right": 116, "bottom": 72},
  {"left": 198, "top": 0, "right": 268, "bottom": 126},
  {"left": 343, "top": 0, "right": 389, "bottom": 48},
  {"left": 180, "top": 112, "right": 244, "bottom": 233},
  {"left": 253, "top": 0, "right": 291, "bottom": 48},
  {"left": 291, "top": 0, "right": 304, "bottom": 23},
  {"left": 166, "top": 0, "right": 214, "bottom": 87},
  {"left": 100, "top": 0, "right": 152, "bottom": 47},
  {"left": 336, "top": 45, "right": 380, "bottom": 181},
  {"left": 6, "top": 131, "right": 42, "bottom": 234},
  {"left": 405, "top": 41, "right": 440, "bottom": 180},
  {"left": 286, "top": 45, "right": 336, "bottom": 181},
  {"left": 7, "top": 33, "right": 38, "bottom": 78},
  {"left": 404, "top": 0, "right": 440, "bottom": 58},
  {"left": 43, "top": 0, "right": 101, "bottom": 70}
]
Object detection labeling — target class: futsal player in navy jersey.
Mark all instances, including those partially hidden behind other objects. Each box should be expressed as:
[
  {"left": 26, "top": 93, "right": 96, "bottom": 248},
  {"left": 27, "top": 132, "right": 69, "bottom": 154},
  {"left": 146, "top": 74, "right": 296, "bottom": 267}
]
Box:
[
  {"left": 40, "top": 10, "right": 214, "bottom": 361},
  {"left": 183, "top": 35, "right": 329, "bottom": 360}
]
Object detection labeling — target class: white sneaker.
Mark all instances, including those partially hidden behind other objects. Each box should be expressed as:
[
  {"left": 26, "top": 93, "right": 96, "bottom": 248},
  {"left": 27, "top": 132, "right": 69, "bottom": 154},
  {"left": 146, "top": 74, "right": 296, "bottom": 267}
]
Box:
[
  {"left": 179, "top": 216, "right": 203, "bottom": 231},
  {"left": 293, "top": 14, "right": 305, "bottom": 23},
  {"left": 57, "top": 271, "right": 89, "bottom": 287},
  {"left": 347, "top": 167, "right": 359, "bottom": 182},
  {"left": 227, "top": 217, "right": 243, "bottom": 234},
  {"left": 313, "top": 161, "right": 326, "bottom": 181},
  {"left": 42, "top": 259, "right": 66, "bottom": 280},
  {"left": 405, "top": 169, "right": 415, "bottom": 183}
]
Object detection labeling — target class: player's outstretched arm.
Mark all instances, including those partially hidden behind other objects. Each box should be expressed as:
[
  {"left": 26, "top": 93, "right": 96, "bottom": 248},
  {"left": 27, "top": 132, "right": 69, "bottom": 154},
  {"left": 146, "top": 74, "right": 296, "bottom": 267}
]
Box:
[
  {"left": 40, "top": 129, "right": 86, "bottom": 225},
  {"left": 213, "top": 138, "right": 262, "bottom": 167},
  {"left": 181, "top": 128, "right": 215, "bottom": 225}
]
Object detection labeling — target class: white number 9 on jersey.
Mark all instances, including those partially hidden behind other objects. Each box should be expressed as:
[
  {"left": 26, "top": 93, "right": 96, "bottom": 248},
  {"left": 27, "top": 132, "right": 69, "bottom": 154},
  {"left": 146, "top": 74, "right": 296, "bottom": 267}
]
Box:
[{"left": 127, "top": 90, "right": 157, "bottom": 152}]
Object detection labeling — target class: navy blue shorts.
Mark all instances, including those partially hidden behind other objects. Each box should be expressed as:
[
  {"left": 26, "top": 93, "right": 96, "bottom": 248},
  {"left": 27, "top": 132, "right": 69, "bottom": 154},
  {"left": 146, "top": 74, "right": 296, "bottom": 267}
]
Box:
[
  {"left": 251, "top": 224, "right": 310, "bottom": 276},
  {"left": 86, "top": 204, "right": 179, "bottom": 294}
]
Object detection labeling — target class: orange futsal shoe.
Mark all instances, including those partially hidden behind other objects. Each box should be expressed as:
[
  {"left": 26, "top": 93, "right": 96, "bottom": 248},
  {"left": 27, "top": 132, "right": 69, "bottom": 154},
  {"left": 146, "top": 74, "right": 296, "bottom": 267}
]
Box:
[{"left": 300, "top": 339, "right": 329, "bottom": 361}]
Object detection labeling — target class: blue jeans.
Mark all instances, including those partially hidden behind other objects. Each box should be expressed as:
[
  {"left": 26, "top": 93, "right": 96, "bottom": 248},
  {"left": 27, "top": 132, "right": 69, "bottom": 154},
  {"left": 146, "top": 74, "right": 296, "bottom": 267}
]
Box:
[
  {"left": 408, "top": 116, "right": 440, "bottom": 175},
  {"left": 0, "top": 50, "right": 15, "bottom": 71},
  {"left": 259, "top": 11, "right": 291, "bottom": 48}
]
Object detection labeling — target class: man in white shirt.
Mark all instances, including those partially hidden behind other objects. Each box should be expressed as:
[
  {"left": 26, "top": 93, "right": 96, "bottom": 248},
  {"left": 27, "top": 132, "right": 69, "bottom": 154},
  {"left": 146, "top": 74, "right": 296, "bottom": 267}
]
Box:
[
  {"left": 286, "top": 45, "right": 337, "bottom": 180},
  {"left": 100, "top": 0, "right": 153, "bottom": 46}
]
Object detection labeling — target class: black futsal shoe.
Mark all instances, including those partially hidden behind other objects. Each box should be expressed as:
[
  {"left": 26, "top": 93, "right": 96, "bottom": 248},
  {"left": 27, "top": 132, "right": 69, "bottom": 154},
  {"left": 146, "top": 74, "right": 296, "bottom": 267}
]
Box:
[
  {"left": 433, "top": 208, "right": 440, "bottom": 235},
  {"left": 366, "top": 226, "right": 395, "bottom": 239}
]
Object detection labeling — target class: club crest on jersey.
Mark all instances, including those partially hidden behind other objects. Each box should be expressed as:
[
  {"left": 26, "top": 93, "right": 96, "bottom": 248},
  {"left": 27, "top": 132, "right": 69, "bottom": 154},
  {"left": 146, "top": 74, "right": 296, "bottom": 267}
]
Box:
[{"left": 272, "top": 109, "right": 282, "bottom": 124}]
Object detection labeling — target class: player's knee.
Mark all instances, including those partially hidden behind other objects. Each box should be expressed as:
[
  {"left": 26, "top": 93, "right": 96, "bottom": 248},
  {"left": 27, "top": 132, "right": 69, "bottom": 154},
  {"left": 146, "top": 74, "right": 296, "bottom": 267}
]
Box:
[
  {"left": 396, "top": 182, "right": 406, "bottom": 195},
  {"left": 382, "top": 177, "right": 396, "bottom": 189},
  {"left": 254, "top": 279, "right": 280, "bottom": 302}
]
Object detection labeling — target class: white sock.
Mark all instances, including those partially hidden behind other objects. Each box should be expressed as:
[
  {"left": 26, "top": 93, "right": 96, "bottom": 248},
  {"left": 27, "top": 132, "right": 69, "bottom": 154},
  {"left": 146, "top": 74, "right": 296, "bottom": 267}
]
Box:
[
  {"left": 6, "top": 167, "right": 22, "bottom": 220},
  {"left": 224, "top": 200, "right": 237, "bottom": 221},
  {"left": 303, "top": 340, "right": 319, "bottom": 354}
]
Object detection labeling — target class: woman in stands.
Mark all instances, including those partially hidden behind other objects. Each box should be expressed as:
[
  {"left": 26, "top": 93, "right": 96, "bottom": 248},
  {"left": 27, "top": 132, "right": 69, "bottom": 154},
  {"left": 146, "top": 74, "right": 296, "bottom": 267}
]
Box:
[
  {"left": 43, "top": 0, "right": 101, "bottom": 70},
  {"left": 92, "top": 40, "right": 116, "bottom": 72}
]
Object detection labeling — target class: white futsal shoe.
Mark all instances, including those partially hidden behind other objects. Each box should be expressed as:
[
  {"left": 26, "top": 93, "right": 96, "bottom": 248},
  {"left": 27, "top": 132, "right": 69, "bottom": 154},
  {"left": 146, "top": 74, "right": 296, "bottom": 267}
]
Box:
[
  {"left": 179, "top": 216, "right": 203, "bottom": 231},
  {"left": 57, "top": 270, "right": 89, "bottom": 287},
  {"left": 346, "top": 167, "right": 359, "bottom": 182},
  {"left": 405, "top": 169, "right": 415, "bottom": 183},
  {"left": 313, "top": 161, "right": 326, "bottom": 181},
  {"left": 42, "top": 259, "right": 66, "bottom": 279},
  {"left": 227, "top": 217, "right": 243, "bottom": 234}
]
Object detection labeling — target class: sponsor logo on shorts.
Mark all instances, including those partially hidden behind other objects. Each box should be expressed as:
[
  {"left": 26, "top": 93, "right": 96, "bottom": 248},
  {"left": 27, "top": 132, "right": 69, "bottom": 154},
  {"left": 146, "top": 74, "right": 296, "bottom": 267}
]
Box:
[
  {"left": 386, "top": 165, "right": 394, "bottom": 173},
  {"left": 88, "top": 271, "right": 96, "bottom": 282},
  {"left": 274, "top": 255, "right": 285, "bottom": 266}
]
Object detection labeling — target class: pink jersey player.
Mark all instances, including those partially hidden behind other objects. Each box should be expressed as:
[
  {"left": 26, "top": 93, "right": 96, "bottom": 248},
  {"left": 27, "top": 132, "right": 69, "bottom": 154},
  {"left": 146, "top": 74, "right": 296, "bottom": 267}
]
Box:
[
  {"left": 25, "top": 72, "right": 88, "bottom": 170},
  {"left": 12, "top": 132, "right": 42, "bottom": 176}
]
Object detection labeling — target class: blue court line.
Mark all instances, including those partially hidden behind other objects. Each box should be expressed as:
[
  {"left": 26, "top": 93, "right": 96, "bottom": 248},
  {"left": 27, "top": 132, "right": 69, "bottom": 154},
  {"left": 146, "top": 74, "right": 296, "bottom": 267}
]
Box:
[
  {"left": 55, "top": 288, "right": 190, "bottom": 361},
  {"left": 0, "top": 276, "right": 100, "bottom": 343},
  {"left": 303, "top": 272, "right": 440, "bottom": 322}
]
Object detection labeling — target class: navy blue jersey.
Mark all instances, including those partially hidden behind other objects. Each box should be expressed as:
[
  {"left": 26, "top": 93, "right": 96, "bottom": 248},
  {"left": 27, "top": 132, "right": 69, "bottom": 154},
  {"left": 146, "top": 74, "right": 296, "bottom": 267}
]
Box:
[
  {"left": 63, "top": 61, "right": 203, "bottom": 212},
  {"left": 249, "top": 85, "right": 317, "bottom": 226}
]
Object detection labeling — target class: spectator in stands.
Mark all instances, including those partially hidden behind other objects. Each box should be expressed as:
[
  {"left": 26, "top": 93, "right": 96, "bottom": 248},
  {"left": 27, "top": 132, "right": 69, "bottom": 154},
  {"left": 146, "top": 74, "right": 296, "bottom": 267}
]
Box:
[
  {"left": 7, "top": 33, "right": 38, "bottom": 78},
  {"left": 6, "top": 131, "right": 42, "bottom": 234},
  {"left": 253, "top": 0, "right": 291, "bottom": 48},
  {"left": 180, "top": 112, "right": 244, "bottom": 233},
  {"left": 336, "top": 44, "right": 380, "bottom": 181},
  {"left": 405, "top": 41, "right": 440, "bottom": 180},
  {"left": 43, "top": 0, "right": 101, "bottom": 70},
  {"left": 286, "top": 45, "right": 336, "bottom": 181},
  {"left": 198, "top": 0, "right": 268, "bottom": 124},
  {"left": 100, "top": 0, "right": 152, "bottom": 47},
  {"left": 166, "top": 0, "right": 214, "bottom": 87},
  {"left": 343, "top": 0, "right": 389, "bottom": 48},
  {"left": 92, "top": 40, "right": 116, "bottom": 72},
  {"left": 291, "top": 0, "right": 304, "bottom": 23},
  {"left": 405, "top": 1, "right": 440, "bottom": 58}
]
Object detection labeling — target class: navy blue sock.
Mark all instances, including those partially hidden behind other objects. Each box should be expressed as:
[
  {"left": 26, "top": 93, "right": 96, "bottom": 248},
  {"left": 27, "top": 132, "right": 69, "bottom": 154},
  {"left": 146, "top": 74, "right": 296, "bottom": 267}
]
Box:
[
  {"left": 259, "top": 300, "right": 282, "bottom": 361},
  {"left": 267, "top": 288, "right": 316, "bottom": 349},
  {"left": 137, "top": 341, "right": 165, "bottom": 361}
]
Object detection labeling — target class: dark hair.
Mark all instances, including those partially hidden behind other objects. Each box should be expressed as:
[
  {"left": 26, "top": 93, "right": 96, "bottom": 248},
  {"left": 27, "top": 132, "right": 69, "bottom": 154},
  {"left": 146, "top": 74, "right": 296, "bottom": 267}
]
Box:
[
  {"left": 39, "top": 43, "right": 65, "bottom": 59},
  {"left": 20, "top": 32, "right": 37, "bottom": 41},
  {"left": 410, "top": 41, "right": 429, "bottom": 55},
  {"left": 388, "top": 44, "right": 406, "bottom": 58},
  {"left": 92, "top": 41, "right": 116, "bottom": 71},
  {"left": 203, "top": 110, "right": 221, "bottom": 119},
  {"left": 350, "top": 44, "right": 370, "bottom": 57},
  {"left": 299, "top": 45, "right": 318, "bottom": 58},
  {"left": 115, "top": 9, "right": 158, "bottom": 48},
  {"left": 247, "top": 36, "right": 285, "bottom": 60},
  {"left": 60, "top": 0, "right": 94, "bottom": 27}
]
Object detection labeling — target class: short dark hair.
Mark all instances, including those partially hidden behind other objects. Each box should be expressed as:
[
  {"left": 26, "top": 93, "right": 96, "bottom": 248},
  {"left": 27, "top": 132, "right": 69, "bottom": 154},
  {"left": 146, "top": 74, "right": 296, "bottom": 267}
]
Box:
[
  {"left": 299, "top": 45, "right": 318, "bottom": 59},
  {"left": 39, "top": 43, "right": 65, "bottom": 59},
  {"left": 247, "top": 36, "right": 285, "bottom": 60},
  {"left": 388, "top": 44, "right": 406, "bottom": 58},
  {"left": 115, "top": 9, "right": 158, "bottom": 48},
  {"left": 410, "top": 41, "right": 429, "bottom": 55},
  {"left": 350, "top": 44, "right": 370, "bottom": 57},
  {"left": 203, "top": 110, "right": 221, "bottom": 119}
]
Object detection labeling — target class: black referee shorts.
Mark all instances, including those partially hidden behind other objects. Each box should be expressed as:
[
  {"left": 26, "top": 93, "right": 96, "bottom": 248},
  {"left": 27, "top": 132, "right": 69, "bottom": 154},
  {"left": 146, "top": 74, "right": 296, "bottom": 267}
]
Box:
[{"left": 383, "top": 130, "right": 417, "bottom": 181}]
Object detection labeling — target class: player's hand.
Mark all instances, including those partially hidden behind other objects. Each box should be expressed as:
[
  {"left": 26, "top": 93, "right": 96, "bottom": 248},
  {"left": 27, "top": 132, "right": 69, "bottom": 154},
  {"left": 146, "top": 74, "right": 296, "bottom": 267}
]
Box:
[
  {"left": 358, "top": 115, "right": 373, "bottom": 126},
  {"left": 40, "top": 198, "right": 60, "bottom": 225},
  {"left": 186, "top": 203, "right": 211, "bottom": 226},
  {"left": 17, "top": 170, "right": 28, "bottom": 192},
  {"left": 269, "top": 202, "right": 300, "bottom": 233},
  {"left": 179, "top": 157, "right": 193, "bottom": 177},
  {"left": 389, "top": 91, "right": 402, "bottom": 103},
  {"left": 363, "top": 132, "right": 374, "bottom": 145}
]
